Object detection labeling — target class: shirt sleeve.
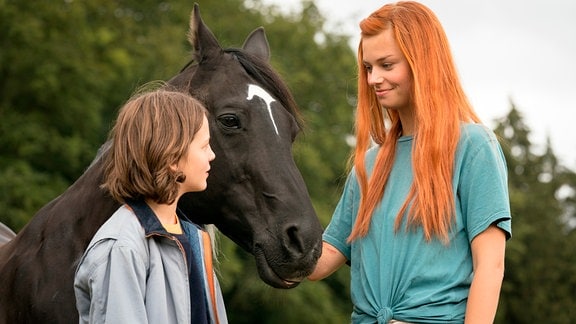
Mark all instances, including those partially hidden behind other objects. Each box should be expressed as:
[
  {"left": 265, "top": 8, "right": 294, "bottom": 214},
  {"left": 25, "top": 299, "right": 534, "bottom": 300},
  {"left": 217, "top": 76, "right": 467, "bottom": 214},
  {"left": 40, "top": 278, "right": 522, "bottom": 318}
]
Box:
[
  {"left": 457, "top": 126, "right": 512, "bottom": 241},
  {"left": 322, "top": 169, "right": 359, "bottom": 261}
]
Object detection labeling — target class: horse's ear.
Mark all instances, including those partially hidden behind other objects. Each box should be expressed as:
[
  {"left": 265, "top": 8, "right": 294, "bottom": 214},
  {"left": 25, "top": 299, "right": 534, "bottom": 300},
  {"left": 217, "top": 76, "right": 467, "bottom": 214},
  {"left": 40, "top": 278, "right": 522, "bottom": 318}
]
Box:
[
  {"left": 188, "top": 3, "right": 221, "bottom": 62},
  {"left": 242, "top": 27, "right": 270, "bottom": 62}
]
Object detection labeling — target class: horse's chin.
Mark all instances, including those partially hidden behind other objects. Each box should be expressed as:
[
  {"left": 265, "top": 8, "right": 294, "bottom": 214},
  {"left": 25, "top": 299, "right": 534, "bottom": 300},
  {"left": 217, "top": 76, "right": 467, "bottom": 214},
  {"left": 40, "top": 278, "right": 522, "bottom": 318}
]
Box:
[{"left": 253, "top": 251, "right": 309, "bottom": 289}]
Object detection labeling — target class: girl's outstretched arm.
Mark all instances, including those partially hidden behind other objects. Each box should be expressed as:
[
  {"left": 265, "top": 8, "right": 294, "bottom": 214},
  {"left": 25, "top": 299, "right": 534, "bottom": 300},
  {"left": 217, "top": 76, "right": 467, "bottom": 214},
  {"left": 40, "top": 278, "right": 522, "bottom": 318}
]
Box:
[{"left": 307, "top": 242, "right": 347, "bottom": 281}]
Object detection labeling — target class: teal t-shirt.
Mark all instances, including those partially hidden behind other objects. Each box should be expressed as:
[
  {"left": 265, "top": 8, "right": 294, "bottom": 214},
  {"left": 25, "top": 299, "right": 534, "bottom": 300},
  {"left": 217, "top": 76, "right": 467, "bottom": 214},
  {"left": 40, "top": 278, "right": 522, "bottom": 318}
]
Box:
[{"left": 323, "top": 123, "right": 512, "bottom": 324}]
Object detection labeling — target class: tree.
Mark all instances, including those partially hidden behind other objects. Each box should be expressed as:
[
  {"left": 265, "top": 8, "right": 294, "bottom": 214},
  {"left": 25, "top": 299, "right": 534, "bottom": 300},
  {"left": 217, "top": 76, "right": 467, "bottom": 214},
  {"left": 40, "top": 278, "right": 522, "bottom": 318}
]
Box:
[
  {"left": 494, "top": 102, "right": 576, "bottom": 323},
  {"left": 0, "top": 0, "right": 194, "bottom": 230}
]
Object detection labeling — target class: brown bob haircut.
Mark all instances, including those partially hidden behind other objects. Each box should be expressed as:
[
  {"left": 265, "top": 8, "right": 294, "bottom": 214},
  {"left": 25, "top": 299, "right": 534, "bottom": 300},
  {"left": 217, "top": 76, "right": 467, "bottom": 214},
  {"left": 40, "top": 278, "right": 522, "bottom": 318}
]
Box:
[{"left": 102, "top": 87, "right": 208, "bottom": 205}]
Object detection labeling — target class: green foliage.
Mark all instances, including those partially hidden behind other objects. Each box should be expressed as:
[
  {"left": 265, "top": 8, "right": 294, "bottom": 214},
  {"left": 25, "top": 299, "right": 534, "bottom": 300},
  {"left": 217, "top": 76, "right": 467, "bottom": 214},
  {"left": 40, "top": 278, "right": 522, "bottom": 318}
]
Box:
[
  {"left": 0, "top": 161, "right": 68, "bottom": 230},
  {"left": 0, "top": 0, "right": 197, "bottom": 223},
  {"left": 494, "top": 103, "right": 576, "bottom": 323}
]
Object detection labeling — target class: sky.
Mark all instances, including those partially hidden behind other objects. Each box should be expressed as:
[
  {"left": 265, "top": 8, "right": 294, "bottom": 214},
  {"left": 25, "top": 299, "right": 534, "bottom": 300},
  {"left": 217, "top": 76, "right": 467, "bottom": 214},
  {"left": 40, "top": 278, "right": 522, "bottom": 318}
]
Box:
[{"left": 262, "top": 0, "right": 576, "bottom": 170}]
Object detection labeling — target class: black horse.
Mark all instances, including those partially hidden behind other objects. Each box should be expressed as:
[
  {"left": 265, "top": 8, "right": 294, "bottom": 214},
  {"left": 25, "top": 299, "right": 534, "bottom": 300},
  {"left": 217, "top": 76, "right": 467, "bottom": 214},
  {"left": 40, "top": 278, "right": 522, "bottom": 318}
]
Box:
[{"left": 0, "top": 4, "right": 323, "bottom": 323}]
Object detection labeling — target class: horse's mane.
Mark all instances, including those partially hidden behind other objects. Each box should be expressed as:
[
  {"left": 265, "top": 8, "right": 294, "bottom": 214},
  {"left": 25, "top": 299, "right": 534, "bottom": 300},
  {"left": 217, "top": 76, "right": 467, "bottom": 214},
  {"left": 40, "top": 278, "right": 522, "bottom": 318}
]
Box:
[
  {"left": 88, "top": 140, "right": 112, "bottom": 169},
  {"left": 0, "top": 222, "right": 16, "bottom": 246}
]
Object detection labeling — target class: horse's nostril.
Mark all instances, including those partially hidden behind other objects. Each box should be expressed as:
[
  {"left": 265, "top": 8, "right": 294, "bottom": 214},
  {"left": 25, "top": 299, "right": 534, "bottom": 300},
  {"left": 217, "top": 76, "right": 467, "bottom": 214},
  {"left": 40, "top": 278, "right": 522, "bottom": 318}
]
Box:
[{"left": 286, "top": 224, "right": 305, "bottom": 254}]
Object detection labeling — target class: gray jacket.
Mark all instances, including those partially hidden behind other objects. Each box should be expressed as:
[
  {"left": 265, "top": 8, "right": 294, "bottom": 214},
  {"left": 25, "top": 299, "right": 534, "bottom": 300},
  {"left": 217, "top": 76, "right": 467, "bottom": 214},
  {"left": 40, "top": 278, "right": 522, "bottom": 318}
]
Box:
[{"left": 74, "top": 202, "right": 227, "bottom": 324}]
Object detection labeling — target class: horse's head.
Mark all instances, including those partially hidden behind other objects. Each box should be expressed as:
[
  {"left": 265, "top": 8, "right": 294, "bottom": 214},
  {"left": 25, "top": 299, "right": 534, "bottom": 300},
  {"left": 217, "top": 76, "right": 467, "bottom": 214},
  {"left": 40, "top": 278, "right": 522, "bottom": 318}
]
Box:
[{"left": 170, "top": 4, "right": 323, "bottom": 289}]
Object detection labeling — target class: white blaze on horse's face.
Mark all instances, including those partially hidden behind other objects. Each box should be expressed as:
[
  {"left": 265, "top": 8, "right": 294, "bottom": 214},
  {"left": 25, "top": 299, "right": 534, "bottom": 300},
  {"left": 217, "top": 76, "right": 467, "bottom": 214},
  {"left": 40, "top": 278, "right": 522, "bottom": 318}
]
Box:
[{"left": 246, "top": 84, "right": 279, "bottom": 136}]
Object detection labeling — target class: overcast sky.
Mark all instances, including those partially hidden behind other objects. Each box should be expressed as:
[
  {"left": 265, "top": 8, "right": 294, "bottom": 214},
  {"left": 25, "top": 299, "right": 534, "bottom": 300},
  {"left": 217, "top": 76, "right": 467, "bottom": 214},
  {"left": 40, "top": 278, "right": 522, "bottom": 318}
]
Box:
[{"left": 263, "top": 0, "right": 576, "bottom": 170}]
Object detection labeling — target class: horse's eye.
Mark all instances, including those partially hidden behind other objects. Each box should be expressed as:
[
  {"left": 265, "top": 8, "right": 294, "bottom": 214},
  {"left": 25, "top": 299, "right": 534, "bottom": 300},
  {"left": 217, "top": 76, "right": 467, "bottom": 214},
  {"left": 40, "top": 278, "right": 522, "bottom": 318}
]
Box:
[{"left": 217, "top": 114, "right": 241, "bottom": 129}]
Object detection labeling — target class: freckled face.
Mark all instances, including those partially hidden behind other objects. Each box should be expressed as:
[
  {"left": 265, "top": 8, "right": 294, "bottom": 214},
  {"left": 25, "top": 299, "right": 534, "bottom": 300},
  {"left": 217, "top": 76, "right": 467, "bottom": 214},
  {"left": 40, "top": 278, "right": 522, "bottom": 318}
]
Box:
[
  {"left": 177, "top": 115, "right": 215, "bottom": 193},
  {"left": 362, "top": 28, "right": 413, "bottom": 112}
]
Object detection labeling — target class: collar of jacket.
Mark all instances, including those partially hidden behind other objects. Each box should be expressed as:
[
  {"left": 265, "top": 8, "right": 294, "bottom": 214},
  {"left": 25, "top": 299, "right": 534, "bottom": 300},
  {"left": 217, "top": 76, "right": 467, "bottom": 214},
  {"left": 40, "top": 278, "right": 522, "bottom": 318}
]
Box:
[{"left": 125, "top": 198, "right": 199, "bottom": 236}]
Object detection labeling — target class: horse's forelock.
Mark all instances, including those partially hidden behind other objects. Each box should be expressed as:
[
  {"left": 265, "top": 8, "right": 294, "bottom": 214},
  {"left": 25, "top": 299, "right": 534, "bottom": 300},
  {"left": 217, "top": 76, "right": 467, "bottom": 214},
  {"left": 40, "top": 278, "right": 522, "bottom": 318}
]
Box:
[
  {"left": 224, "top": 48, "right": 303, "bottom": 129},
  {"left": 169, "top": 48, "right": 304, "bottom": 131}
]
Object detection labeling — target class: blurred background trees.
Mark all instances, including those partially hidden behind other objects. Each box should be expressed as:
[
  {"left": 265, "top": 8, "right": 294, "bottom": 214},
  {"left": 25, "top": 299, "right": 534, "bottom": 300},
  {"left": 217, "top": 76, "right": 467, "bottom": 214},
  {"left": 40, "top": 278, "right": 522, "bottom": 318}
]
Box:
[
  {"left": 0, "top": 0, "right": 574, "bottom": 322},
  {"left": 493, "top": 104, "right": 576, "bottom": 323}
]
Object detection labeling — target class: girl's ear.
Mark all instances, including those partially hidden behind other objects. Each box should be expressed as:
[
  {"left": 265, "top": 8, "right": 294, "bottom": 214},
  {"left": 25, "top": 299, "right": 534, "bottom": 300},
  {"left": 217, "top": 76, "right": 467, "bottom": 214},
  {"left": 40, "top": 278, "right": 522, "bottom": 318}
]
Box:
[
  {"left": 169, "top": 162, "right": 183, "bottom": 183},
  {"left": 176, "top": 172, "right": 186, "bottom": 183}
]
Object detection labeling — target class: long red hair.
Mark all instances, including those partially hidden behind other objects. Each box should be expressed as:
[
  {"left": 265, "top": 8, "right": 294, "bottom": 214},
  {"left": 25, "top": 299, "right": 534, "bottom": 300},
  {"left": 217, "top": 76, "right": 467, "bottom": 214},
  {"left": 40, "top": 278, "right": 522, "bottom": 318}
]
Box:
[{"left": 348, "top": 1, "right": 481, "bottom": 242}]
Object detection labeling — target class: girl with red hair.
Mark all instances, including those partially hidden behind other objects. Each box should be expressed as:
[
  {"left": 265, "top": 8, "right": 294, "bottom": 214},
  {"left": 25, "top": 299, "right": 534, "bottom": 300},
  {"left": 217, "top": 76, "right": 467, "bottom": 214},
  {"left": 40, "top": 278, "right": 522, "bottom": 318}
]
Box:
[{"left": 308, "top": 2, "right": 511, "bottom": 323}]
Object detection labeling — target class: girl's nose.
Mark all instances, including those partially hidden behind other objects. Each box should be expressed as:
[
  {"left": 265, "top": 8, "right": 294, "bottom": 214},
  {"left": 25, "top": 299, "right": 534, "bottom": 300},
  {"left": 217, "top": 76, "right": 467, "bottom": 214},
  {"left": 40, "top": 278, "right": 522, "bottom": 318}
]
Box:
[{"left": 368, "top": 73, "right": 384, "bottom": 85}]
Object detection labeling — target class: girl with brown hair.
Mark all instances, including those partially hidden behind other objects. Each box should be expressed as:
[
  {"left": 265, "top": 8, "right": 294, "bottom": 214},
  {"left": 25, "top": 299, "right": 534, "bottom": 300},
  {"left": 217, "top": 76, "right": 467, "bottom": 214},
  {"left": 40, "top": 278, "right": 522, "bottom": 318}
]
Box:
[{"left": 74, "top": 88, "right": 226, "bottom": 323}]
